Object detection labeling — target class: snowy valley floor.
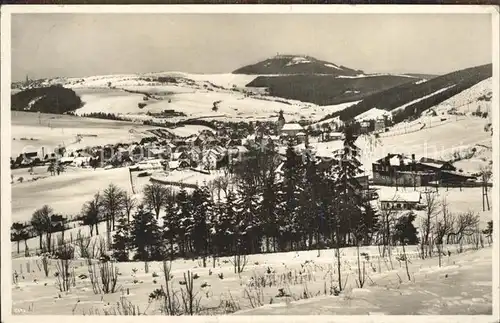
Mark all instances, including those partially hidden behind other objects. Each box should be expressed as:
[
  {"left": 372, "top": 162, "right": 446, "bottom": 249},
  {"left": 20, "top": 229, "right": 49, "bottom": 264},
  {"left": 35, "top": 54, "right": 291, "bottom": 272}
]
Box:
[{"left": 11, "top": 245, "right": 492, "bottom": 315}]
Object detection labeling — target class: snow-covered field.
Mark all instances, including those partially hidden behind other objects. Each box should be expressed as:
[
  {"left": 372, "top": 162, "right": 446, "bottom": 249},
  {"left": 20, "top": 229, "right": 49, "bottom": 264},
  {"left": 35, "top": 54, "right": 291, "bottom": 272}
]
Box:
[
  {"left": 73, "top": 86, "right": 356, "bottom": 123},
  {"left": 11, "top": 167, "right": 135, "bottom": 224},
  {"left": 11, "top": 111, "right": 156, "bottom": 158},
  {"left": 10, "top": 244, "right": 492, "bottom": 315},
  {"left": 237, "top": 246, "right": 492, "bottom": 315},
  {"left": 8, "top": 70, "right": 495, "bottom": 317},
  {"left": 10, "top": 167, "right": 227, "bottom": 226}
]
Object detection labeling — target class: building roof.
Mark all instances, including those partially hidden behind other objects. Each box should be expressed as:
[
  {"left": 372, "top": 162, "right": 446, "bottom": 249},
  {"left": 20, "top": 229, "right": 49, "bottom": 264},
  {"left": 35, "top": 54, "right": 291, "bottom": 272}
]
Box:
[
  {"left": 191, "top": 146, "right": 202, "bottom": 154},
  {"left": 168, "top": 161, "right": 180, "bottom": 169},
  {"left": 172, "top": 152, "right": 184, "bottom": 160},
  {"left": 149, "top": 148, "right": 165, "bottom": 155},
  {"left": 388, "top": 155, "right": 413, "bottom": 166},
  {"left": 441, "top": 170, "right": 476, "bottom": 178},
  {"left": 375, "top": 154, "right": 414, "bottom": 166},
  {"left": 379, "top": 191, "right": 421, "bottom": 203},
  {"left": 59, "top": 156, "right": 75, "bottom": 163},
  {"left": 420, "top": 162, "right": 445, "bottom": 169},
  {"left": 282, "top": 123, "right": 304, "bottom": 131}
]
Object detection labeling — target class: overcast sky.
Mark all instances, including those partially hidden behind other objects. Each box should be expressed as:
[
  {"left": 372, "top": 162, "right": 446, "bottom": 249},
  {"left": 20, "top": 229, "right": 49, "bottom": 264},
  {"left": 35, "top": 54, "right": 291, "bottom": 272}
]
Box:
[{"left": 11, "top": 13, "right": 492, "bottom": 82}]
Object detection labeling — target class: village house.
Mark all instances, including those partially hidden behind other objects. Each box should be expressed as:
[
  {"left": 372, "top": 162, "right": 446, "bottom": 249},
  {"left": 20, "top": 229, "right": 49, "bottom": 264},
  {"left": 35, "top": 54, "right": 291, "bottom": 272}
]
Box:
[
  {"left": 202, "top": 149, "right": 220, "bottom": 170},
  {"left": 372, "top": 154, "right": 476, "bottom": 187},
  {"left": 372, "top": 153, "right": 433, "bottom": 187},
  {"left": 146, "top": 147, "right": 167, "bottom": 159},
  {"left": 227, "top": 145, "right": 249, "bottom": 162},
  {"left": 244, "top": 134, "right": 256, "bottom": 146},
  {"left": 374, "top": 118, "right": 386, "bottom": 132},
  {"left": 419, "top": 157, "right": 475, "bottom": 184},
  {"left": 188, "top": 146, "right": 203, "bottom": 165},
  {"left": 326, "top": 132, "right": 344, "bottom": 141},
  {"left": 171, "top": 151, "right": 188, "bottom": 161},
  {"left": 280, "top": 123, "right": 305, "bottom": 137},
  {"left": 359, "top": 121, "right": 371, "bottom": 134},
  {"left": 379, "top": 191, "right": 423, "bottom": 211}
]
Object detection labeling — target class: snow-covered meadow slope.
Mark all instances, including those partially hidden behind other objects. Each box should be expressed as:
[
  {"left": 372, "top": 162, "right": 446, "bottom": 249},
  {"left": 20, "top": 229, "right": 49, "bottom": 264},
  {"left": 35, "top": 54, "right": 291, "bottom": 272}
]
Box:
[
  {"left": 27, "top": 72, "right": 358, "bottom": 123},
  {"left": 10, "top": 244, "right": 492, "bottom": 315},
  {"left": 11, "top": 111, "right": 157, "bottom": 157},
  {"left": 236, "top": 246, "right": 492, "bottom": 315}
]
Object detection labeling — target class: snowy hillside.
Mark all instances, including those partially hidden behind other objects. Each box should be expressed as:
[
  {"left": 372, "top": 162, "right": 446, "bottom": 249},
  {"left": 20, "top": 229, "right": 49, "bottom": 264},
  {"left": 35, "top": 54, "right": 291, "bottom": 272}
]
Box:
[
  {"left": 427, "top": 77, "right": 492, "bottom": 116},
  {"left": 29, "top": 73, "right": 364, "bottom": 122}
]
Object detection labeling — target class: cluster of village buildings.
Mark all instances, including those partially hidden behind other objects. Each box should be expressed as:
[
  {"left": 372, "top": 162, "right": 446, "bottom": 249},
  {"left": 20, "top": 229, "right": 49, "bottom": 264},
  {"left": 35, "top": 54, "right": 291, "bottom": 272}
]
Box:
[{"left": 11, "top": 110, "right": 481, "bottom": 212}]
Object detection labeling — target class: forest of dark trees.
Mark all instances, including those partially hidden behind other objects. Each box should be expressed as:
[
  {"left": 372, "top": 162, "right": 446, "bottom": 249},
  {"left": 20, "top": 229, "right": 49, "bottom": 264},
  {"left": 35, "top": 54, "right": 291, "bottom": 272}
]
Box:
[
  {"left": 247, "top": 74, "right": 415, "bottom": 106},
  {"left": 11, "top": 85, "right": 84, "bottom": 114}
]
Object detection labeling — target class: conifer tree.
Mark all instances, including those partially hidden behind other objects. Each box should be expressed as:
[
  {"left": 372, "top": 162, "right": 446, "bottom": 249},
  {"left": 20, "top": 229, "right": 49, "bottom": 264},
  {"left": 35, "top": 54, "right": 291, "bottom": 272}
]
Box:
[
  {"left": 333, "top": 122, "right": 364, "bottom": 246},
  {"left": 214, "top": 190, "right": 237, "bottom": 256},
  {"left": 163, "top": 194, "right": 179, "bottom": 259},
  {"left": 176, "top": 187, "right": 192, "bottom": 256},
  {"left": 234, "top": 179, "right": 262, "bottom": 254},
  {"left": 191, "top": 184, "right": 214, "bottom": 267},
  {"left": 393, "top": 212, "right": 419, "bottom": 245},
  {"left": 112, "top": 215, "right": 130, "bottom": 262},
  {"left": 130, "top": 205, "right": 163, "bottom": 261},
  {"left": 330, "top": 122, "right": 364, "bottom": 291},
  {"left": 276, "top": 140, "right": 303, "bottom": 251},
  {"left": 300, "top": 150, "right": 322, "bottom": 249}
]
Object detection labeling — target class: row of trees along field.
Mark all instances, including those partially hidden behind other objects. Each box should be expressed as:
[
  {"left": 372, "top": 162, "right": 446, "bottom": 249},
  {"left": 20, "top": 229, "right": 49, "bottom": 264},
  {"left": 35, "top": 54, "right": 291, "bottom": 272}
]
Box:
[{"left": 12, "top": 123, "right": 493, "bottom": 286}]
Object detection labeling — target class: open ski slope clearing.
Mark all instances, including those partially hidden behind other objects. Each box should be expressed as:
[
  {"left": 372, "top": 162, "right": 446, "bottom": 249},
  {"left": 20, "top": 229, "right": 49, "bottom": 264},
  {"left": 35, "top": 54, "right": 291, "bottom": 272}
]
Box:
[{"left": 391, "top": 85, "right": 457, "bottom": 113}]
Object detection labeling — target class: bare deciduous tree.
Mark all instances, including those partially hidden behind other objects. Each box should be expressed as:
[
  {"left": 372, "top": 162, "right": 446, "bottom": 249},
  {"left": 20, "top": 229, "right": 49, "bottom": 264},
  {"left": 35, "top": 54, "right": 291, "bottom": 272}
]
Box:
[
  {"left": 434, "top": 198, "right": 455, "bottom": 266},
  {"left": 123, "top": 192, "right": 137, "bottom": 223},
  {"left": 449, "top": 211, "right": 480, "bottom": 252},
  {"left": 143, "top": 183, "right": 171, "bottom": 219},
  {"left": 81, "top": 192, "right": 102, "bottom": 237},
  {"left": 31, "top": 205, "right": 54, "bottom": 252},
  {"left": 421, "top": 190, "right": 440, "bottom": 258},
  {"left": 102, "top": 183, "right": 126, "bottom": 234}
]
